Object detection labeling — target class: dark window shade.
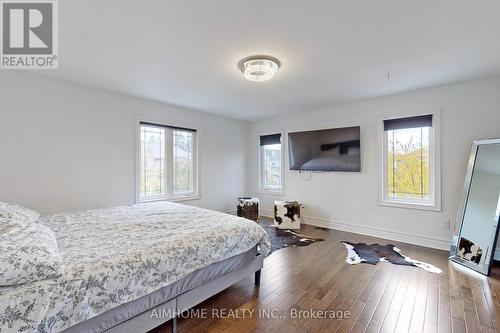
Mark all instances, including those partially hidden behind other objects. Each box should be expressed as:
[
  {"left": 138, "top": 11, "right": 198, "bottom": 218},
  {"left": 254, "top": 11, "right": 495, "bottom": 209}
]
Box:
[
  {"left": 384, "top": 115, "right": 432, "bottom": 131},
  {"left": 140, "top": 122, "right": 197, "bottom": 133},
  {"left": 260, "top": 133, "right": 281, "bottom": 146}
]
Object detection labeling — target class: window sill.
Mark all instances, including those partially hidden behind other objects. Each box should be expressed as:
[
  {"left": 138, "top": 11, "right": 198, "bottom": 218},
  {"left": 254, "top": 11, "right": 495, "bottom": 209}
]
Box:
[
  {"left": 258, "top": 190, "right": 285, "bottom": 196},
  {"left": 379, "top": 199, "right": 441, "bottom": 212},
  {"left": 139, "top": 195, "right": 200, "bottom": 204}
]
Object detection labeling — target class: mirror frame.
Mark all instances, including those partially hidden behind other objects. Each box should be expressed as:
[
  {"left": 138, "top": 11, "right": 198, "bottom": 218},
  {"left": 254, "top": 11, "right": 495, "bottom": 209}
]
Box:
[{"left": 449, "top": 139, "right": 500, "bottom": 275}]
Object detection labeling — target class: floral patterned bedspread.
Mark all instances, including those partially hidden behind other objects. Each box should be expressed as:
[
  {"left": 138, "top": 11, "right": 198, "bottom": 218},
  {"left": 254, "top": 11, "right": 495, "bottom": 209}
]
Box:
[{"left": 0, "top": 202, "right": 270, "bottom": 333}]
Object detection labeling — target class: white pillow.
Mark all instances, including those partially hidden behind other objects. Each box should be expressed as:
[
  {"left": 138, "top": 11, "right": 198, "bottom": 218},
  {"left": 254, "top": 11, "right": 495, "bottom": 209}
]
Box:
[
  {"left": 0, "top": 221, "right": 63, "bottom": 286},
  {"left": 0, "top": 202, "right": 40, "bottom": 224}
]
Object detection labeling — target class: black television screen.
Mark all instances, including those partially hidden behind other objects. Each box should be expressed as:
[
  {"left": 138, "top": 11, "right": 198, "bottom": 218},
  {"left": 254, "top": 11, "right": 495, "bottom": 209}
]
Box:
[{"left": 288, "top": 126, "right": 361, "bottom": 172}]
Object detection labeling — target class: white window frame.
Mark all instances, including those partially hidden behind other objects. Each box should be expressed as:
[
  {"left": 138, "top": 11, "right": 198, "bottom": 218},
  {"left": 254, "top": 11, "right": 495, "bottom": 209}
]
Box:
[
  {"left": 259, "top": 131, "right": 285, "bottom": 195},
  {"left": 379, "top": 110, "right": 441, "bottom": 211},
  {"left": 135, "top": 119, "right": 199, "bottom": 203}
]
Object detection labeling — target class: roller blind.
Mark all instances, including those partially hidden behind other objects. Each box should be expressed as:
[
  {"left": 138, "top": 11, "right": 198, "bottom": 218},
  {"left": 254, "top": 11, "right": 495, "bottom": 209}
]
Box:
[
  {"left": 383, "top": 115, "right": 432, "bottom": 131},
  {"left": 260, "top": 133, "right": 281, "bottom": 146},
  {"left": 140, "top": 121, "right": 197, "bottom": 132}
]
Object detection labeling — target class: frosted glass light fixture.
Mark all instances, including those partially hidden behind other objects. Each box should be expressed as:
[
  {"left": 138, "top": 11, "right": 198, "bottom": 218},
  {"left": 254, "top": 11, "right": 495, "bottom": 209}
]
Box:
[{"left": 242, "top": 57, "right": 280, "bottom": 82}]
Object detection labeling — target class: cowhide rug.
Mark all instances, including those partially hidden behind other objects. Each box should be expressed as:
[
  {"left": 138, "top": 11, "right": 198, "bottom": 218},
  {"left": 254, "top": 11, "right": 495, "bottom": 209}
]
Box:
[
  {"left": 261, "top": 223, "right": 324, "bottom": 254},
  {"left": 342, "top": 241, "right": 442, "bottom": 274},
  {"left": 457, "top": 237, "right": 482, "bottom": 264}
]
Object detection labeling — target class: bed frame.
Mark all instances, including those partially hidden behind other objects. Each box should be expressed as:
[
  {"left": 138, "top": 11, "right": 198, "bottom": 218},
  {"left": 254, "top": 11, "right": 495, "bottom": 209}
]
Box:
[
  {"left": 111, "top": 254, "right": 262, "bottom": 333},
  {"left": 65, "top": 249, "right": 263, "bottom": 333}
]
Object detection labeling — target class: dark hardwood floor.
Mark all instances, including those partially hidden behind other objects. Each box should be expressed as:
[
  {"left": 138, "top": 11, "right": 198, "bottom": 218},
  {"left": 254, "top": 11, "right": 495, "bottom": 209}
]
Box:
[{"left": 151, "top": 219, "right": 500, "bottom": 333}]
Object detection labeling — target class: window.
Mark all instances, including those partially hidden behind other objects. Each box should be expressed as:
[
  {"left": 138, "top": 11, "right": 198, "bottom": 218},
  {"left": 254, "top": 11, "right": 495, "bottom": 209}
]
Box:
[
  {"left": 381, "top": 114, "right": 440, "bottom": 210},
  {"left": 138, "top": 122, "right": 198, "bottom": 201},
  {"left": 140, "top": 125, "right": 166, "bottom": 198},
  {"left": 260, "top": 133, "right": 283, "bottom": 193},
  {"left": 173, "top": 130, "right": 195, "bottom": 195}
]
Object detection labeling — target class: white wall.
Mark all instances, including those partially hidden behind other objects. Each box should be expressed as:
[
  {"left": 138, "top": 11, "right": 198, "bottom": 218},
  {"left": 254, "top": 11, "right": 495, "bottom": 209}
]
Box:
[
  {"left": 248, "top": 77, "right": 500, "bottom": 250},
  {"left": 3, "top": 71, "right": 500, "bottom": 251},
  {"left": 0, "top": 72, "right": 248, "bottom": 215}
]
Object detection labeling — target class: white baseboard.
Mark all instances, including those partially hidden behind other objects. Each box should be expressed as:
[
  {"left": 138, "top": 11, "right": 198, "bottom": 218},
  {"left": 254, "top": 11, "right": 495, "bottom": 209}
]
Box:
[{"left": 260, "top": 209, "right": 450, "bottom": 251}]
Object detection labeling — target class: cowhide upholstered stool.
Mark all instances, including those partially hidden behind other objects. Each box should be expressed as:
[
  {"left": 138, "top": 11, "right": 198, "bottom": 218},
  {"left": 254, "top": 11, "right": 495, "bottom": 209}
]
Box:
[
  {"left": 274, "top": 201, "right": 301, "bottom": 229},
  {"left": 237, "top": 197, "right": 260, "bottom": 222}
]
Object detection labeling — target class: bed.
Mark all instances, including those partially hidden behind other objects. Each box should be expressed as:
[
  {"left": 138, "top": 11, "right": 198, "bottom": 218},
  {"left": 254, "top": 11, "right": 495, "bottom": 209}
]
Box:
[{"left": 0, "top": 201, "right": 270, "bottom": 333}]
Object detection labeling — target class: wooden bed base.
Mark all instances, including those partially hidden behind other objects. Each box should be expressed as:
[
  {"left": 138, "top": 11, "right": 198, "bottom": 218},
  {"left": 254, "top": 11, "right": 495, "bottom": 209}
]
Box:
[{"left": 105, "top": 253, "right": 263, "bottom": 333}]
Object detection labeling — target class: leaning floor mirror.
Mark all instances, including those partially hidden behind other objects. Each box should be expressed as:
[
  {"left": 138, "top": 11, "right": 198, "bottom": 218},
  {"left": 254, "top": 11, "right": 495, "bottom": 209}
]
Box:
[{"left": 450, "top": 139, "right": 500, "bottom": 275}]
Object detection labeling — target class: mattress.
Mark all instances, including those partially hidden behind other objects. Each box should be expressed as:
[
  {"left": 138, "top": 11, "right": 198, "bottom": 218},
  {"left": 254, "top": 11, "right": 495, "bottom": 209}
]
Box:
[{"left": 0, "top": 202, "right": 270, "bottom": 333}]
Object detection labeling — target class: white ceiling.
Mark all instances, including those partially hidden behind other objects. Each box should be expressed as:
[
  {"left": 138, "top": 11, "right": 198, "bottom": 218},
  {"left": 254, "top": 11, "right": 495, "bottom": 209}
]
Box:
[{"left": 41, "top": 0, "right": 500, "bottom": 121}]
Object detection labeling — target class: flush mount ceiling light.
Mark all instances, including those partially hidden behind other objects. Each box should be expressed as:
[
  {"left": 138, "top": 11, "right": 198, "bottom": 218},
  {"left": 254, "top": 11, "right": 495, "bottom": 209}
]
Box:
[{"left": 240, "top": 56, "right": 280, "bottom": 82}]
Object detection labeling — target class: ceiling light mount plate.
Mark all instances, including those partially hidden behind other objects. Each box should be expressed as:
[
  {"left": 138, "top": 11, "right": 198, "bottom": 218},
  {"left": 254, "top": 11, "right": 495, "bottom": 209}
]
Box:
[{"left": 238, "top": 55, "right": 281, "bottom": 82}]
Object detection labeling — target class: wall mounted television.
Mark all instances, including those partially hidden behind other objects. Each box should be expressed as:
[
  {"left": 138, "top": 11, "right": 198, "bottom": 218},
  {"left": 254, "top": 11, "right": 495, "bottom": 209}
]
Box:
[{"left": 288, "top": 126, "right": 361, "bottom": 172}]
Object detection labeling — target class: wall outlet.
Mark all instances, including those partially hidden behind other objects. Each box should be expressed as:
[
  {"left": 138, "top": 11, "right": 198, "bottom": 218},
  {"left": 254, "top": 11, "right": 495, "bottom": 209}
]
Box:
[{"left": 443, "top": 220, "right": 451, "bottom": 230}]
